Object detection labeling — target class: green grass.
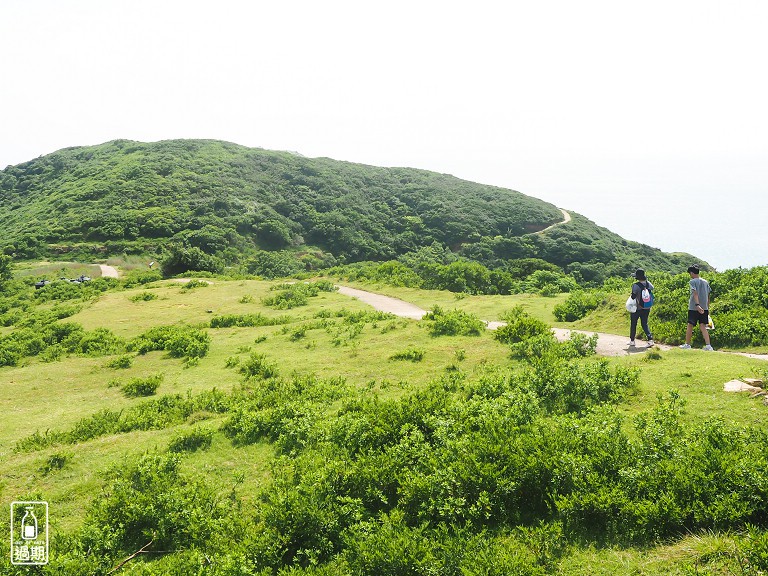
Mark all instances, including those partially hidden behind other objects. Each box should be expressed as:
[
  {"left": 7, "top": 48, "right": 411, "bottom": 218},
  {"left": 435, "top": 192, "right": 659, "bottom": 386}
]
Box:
[{"left": 2, "top": 271, "right": 768, "bottom": 574}]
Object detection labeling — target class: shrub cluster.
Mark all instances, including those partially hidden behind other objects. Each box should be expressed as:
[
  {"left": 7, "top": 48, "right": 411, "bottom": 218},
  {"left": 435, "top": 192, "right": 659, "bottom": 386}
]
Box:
[
  {"left": 128, "top": 291, "right": 158, "bottom": 302},
  {"left": 0, "top": 321, "right": 125, "bottom": 366},
  {"left": 128, "top": 325, "right": 211, "bottom": 359},
  {"left": 121, "top": 373, "right": 164, "bottom": 398},
  {"left": 222, "top": 373, "right": 349, "bottom": 454},
  {"left": 210, "top": 312, "right": 291, "bottom": 328},
  {"left": 553, "top": 290, "right": 605, "bottom": 321},
  {"left": 389, "top": 347, "right": 426, "bottom": 362},
  {"left": 423, "top": 306, "right": 485, "bottom": 337},
  {"left": 263, "top": 281, "right": 336, "bottom": 309},
  {"left": 168, "top": 427, "right": 214, "bottom": 453}
]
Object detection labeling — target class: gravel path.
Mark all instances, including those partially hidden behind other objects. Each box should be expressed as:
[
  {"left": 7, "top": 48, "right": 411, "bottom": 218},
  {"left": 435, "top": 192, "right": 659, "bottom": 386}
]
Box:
[
  {"left": 99, "top": 264, "right": 119, "bottom": 278},
  {"left": 335, "top": 284, "right": 768, "bottom": 360}
]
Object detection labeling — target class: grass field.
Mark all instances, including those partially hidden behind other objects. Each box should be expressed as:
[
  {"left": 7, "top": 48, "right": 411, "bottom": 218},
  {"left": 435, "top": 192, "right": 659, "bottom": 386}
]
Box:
[{"left": 2, "top": 269, "right": 767, "bottom": 573}]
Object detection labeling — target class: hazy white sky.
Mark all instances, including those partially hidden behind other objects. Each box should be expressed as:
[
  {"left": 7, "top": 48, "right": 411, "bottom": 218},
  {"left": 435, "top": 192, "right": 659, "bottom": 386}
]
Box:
[{"left": 2, "top": 0, "right": 766, "bottom": 270}]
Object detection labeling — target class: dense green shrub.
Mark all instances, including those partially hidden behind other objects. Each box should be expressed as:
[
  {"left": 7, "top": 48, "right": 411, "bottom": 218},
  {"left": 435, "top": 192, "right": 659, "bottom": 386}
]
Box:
[
  {"left": 210, "top": 313, "right": 290, "bottom": 328},
  {"left": 526, "top": 269, "right": 580, "bottom": 295},
  {"left": 180, "top": 278, "right": 210, "bottom": 290},
  {"left": 166, "top": 328, "right": 210, "bottom": 358},
  {"left": 553, "top": 291, "right": 605, "bottom": 321},
  {"left": 105, "top": 354, "right": 133, "bottom": 369},
  {"left": 161, "top": 243, "right": 223, "bottom": 276},
  {"left": 261, "top": 281, "right": 335, "bottom": 309},
  {"left": 81, "top": 454, "right": 230, "bottom": 556},
  {"left": 239, "top": 353, "right": 280, "bottom": 380},
  {"left": 121, "top": 373, "right": 164, "bottom": 397},
  {"left": 75, "top": 327, "right": 125, "bottom": 356},
  {"left": 222, "top": 374, "right": 347, "bottom": 453},
  {"left": 128, "top": 325, "right": 211, "bottom": 359},
  {"left": 424, "top": 306, "right": 485, "bottom": 336},
  {"left": 0, "top": 254, "right": 11, "bottom": 291},
  {"left": 493, "top": 306, "right": 551, "bottom": 345},
  {"left": 246, "top": 250, "right": 305, "bottom": 279},
  {"left": 389, "top": 347, "right": 426, "bottom": 362},
  {"left": 263, "top": 286, "right": 311, "bottom": 309},
  {"left": 121, "top": 269, "right": 163, "bottom": 287},
  {"left": 0, "top": 321, "right": 125, "bottom": 364},
  {"left": 129, "top": 291, "right": 158, "bottom": 302},
  {"left": 168, "top": 427, "right": 214, "bottom": 452}
]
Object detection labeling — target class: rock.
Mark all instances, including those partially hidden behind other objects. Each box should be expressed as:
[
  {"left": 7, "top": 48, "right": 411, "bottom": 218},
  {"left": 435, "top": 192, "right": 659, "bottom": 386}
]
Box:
[{"left": 723, "top": 380, "right": 763, "bottom": 393}]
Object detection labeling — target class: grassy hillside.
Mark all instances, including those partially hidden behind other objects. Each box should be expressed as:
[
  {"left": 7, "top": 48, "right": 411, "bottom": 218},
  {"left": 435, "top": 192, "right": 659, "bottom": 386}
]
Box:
[
  {"left": 2, "top": 264, "right": 767, "bottom": 574},
  {"left": 0, "top": 139, "right": 701, "bottom": 282}
]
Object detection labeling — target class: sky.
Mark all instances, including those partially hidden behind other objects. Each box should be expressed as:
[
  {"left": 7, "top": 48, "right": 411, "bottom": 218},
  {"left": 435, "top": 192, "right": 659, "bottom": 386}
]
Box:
[{"left": 1, "top": 0, "right": 766, "bottom": 271}]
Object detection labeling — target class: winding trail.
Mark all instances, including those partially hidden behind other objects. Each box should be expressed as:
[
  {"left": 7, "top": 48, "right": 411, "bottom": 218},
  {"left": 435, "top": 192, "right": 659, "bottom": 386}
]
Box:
[
  {"left": 537, "top": 209, "right": 572, "bottom": 234},
  {"left": 335, "top": 284, "right": 768, "bottom": 360}
]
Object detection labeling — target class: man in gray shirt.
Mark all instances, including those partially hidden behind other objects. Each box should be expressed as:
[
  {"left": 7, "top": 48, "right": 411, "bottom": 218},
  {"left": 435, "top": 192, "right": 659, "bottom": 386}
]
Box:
[{"left": 679, "top": 264, "right": 713, "bottom": 350}]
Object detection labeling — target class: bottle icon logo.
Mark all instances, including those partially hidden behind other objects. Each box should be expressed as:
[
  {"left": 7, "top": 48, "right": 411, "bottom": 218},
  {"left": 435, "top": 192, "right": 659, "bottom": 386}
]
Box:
[
  {"left": 10, "top": 501, "right": 49, "bottom": 565},
  {"left": 21, "top": 507, "right": 38, "bottom": 540}
]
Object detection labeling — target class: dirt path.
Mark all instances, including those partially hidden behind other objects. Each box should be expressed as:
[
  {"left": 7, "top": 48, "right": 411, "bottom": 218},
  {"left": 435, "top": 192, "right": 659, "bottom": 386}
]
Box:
[
  {"left": 336, "top": 285, "right": 427, "bottom": 320},
  {"left": 537, "top": 209, "right": 572, "bottom": 234},
  {"left": 99, "top": 264, "right": 119, "bottom": 278},
  {"left": 336, "top": 285, "right": 768, "bottom": 360}
]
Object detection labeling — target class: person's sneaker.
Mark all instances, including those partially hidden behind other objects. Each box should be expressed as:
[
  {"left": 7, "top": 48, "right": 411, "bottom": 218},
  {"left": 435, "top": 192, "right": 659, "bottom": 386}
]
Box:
[
  {"left": 702, "top": 344, "right": 714, "bottom": 351},
  {"left": 647, "top": 339, "right": 654, "bottom": 347},
  {"left": 679, "top": 343, "right": 692, "bottom": 349},
  {"left": 628, "top": 340, "right": 635, "bottom": 347}
]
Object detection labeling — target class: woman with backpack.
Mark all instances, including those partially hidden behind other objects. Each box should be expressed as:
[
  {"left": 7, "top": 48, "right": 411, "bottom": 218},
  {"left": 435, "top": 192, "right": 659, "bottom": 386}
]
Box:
[{"left": 629, "top": 268, "right": 654, "bottom": 347}]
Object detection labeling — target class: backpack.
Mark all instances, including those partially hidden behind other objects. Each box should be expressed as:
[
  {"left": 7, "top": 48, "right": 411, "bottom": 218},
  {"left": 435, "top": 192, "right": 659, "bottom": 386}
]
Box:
[{"left": 639, "top": 283, "right": 654, "bottom": 308}]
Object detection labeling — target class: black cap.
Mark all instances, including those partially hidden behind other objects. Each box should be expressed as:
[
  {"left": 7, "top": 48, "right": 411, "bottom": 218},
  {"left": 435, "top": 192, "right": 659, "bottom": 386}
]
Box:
[
  {"left": 633, "top": 268, "right": 646, "bottom": 280},
  {"left": 687, "top": 264, "right": 700, "bottom": 274}
]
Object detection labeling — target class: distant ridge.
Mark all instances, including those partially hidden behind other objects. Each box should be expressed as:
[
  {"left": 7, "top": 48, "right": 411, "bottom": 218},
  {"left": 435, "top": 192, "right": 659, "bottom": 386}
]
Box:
[{"left": 0, "top": 139, "right": 703, "bottom": 281}]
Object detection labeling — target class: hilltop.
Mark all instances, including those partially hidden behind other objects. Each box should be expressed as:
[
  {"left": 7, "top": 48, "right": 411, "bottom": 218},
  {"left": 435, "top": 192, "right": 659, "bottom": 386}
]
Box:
[{"left": 0, "top": 139, "right": 702, "bottom": 281}]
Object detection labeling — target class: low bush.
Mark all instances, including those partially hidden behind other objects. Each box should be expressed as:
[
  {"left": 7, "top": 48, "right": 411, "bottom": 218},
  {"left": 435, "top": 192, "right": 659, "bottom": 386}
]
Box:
[
  {"left": 553, "top": 290, "right": 605, "bottom": 321},
  {"left": 105, "top": 354, "right": 133, "bottom": 369},
  {"left": 121, "top": 373, "right": 164, "bottom": 398},
  {"left": 128, "top": 325, "right": 211, "bottom": 359},
  {"left": 424, "top": 306, "right": 485, "bottom": 337},
  {"left": 168, "top": 427, "right": 214, "bottom": 453},
  {"left": 128, "top": 291, "right": 158, "bottom": 302},
  {"left": 210, "top": 313, "right": 289, "bottom": 328},
  {"left": 389, "top": 347, "right": 426, "bottom": 362},
  {"left": 180, "top": 279, "right": 210, "bottom": 290},
  {"left": 81, "top": 454, "right": 230, "bottom": 557},
  {"left": 239, "top": 352, "right": 280, "bottom": 380},
  {"left": 76, "top": 327, "right": 125, "bottom": 356},
  {"left": 121, "top": 269, "right": 163, "bottom": 287},
  {"left": 493, "top": 306, "right": 551, "bottom": 345}
]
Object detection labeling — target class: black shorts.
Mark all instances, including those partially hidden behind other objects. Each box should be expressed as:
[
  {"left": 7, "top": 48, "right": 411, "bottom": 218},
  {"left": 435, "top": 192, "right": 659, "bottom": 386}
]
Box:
[{"left": 688, "top": 309, "right": 708, "bottom": 325}]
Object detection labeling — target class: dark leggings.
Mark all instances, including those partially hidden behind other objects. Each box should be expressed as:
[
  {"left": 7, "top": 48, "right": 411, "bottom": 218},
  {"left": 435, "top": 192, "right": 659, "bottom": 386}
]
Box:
[{"left": 630, "top": 308, "right": 652, "bottom": 340}]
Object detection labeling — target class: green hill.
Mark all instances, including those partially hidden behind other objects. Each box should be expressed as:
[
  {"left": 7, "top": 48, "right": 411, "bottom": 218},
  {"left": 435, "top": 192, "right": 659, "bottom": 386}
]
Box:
[{"left": 0, "top": 139, "right": 701, "bottom": 280}]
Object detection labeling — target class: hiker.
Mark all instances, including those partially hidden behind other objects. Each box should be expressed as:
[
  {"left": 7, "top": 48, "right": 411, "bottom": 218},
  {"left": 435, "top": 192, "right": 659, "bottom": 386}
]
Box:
[
  {"left": 680, "top": 264, "right": 714, "bottom": 351},
  {"left": 628, "top": 268, "right": 654, "bottom": 347}
]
